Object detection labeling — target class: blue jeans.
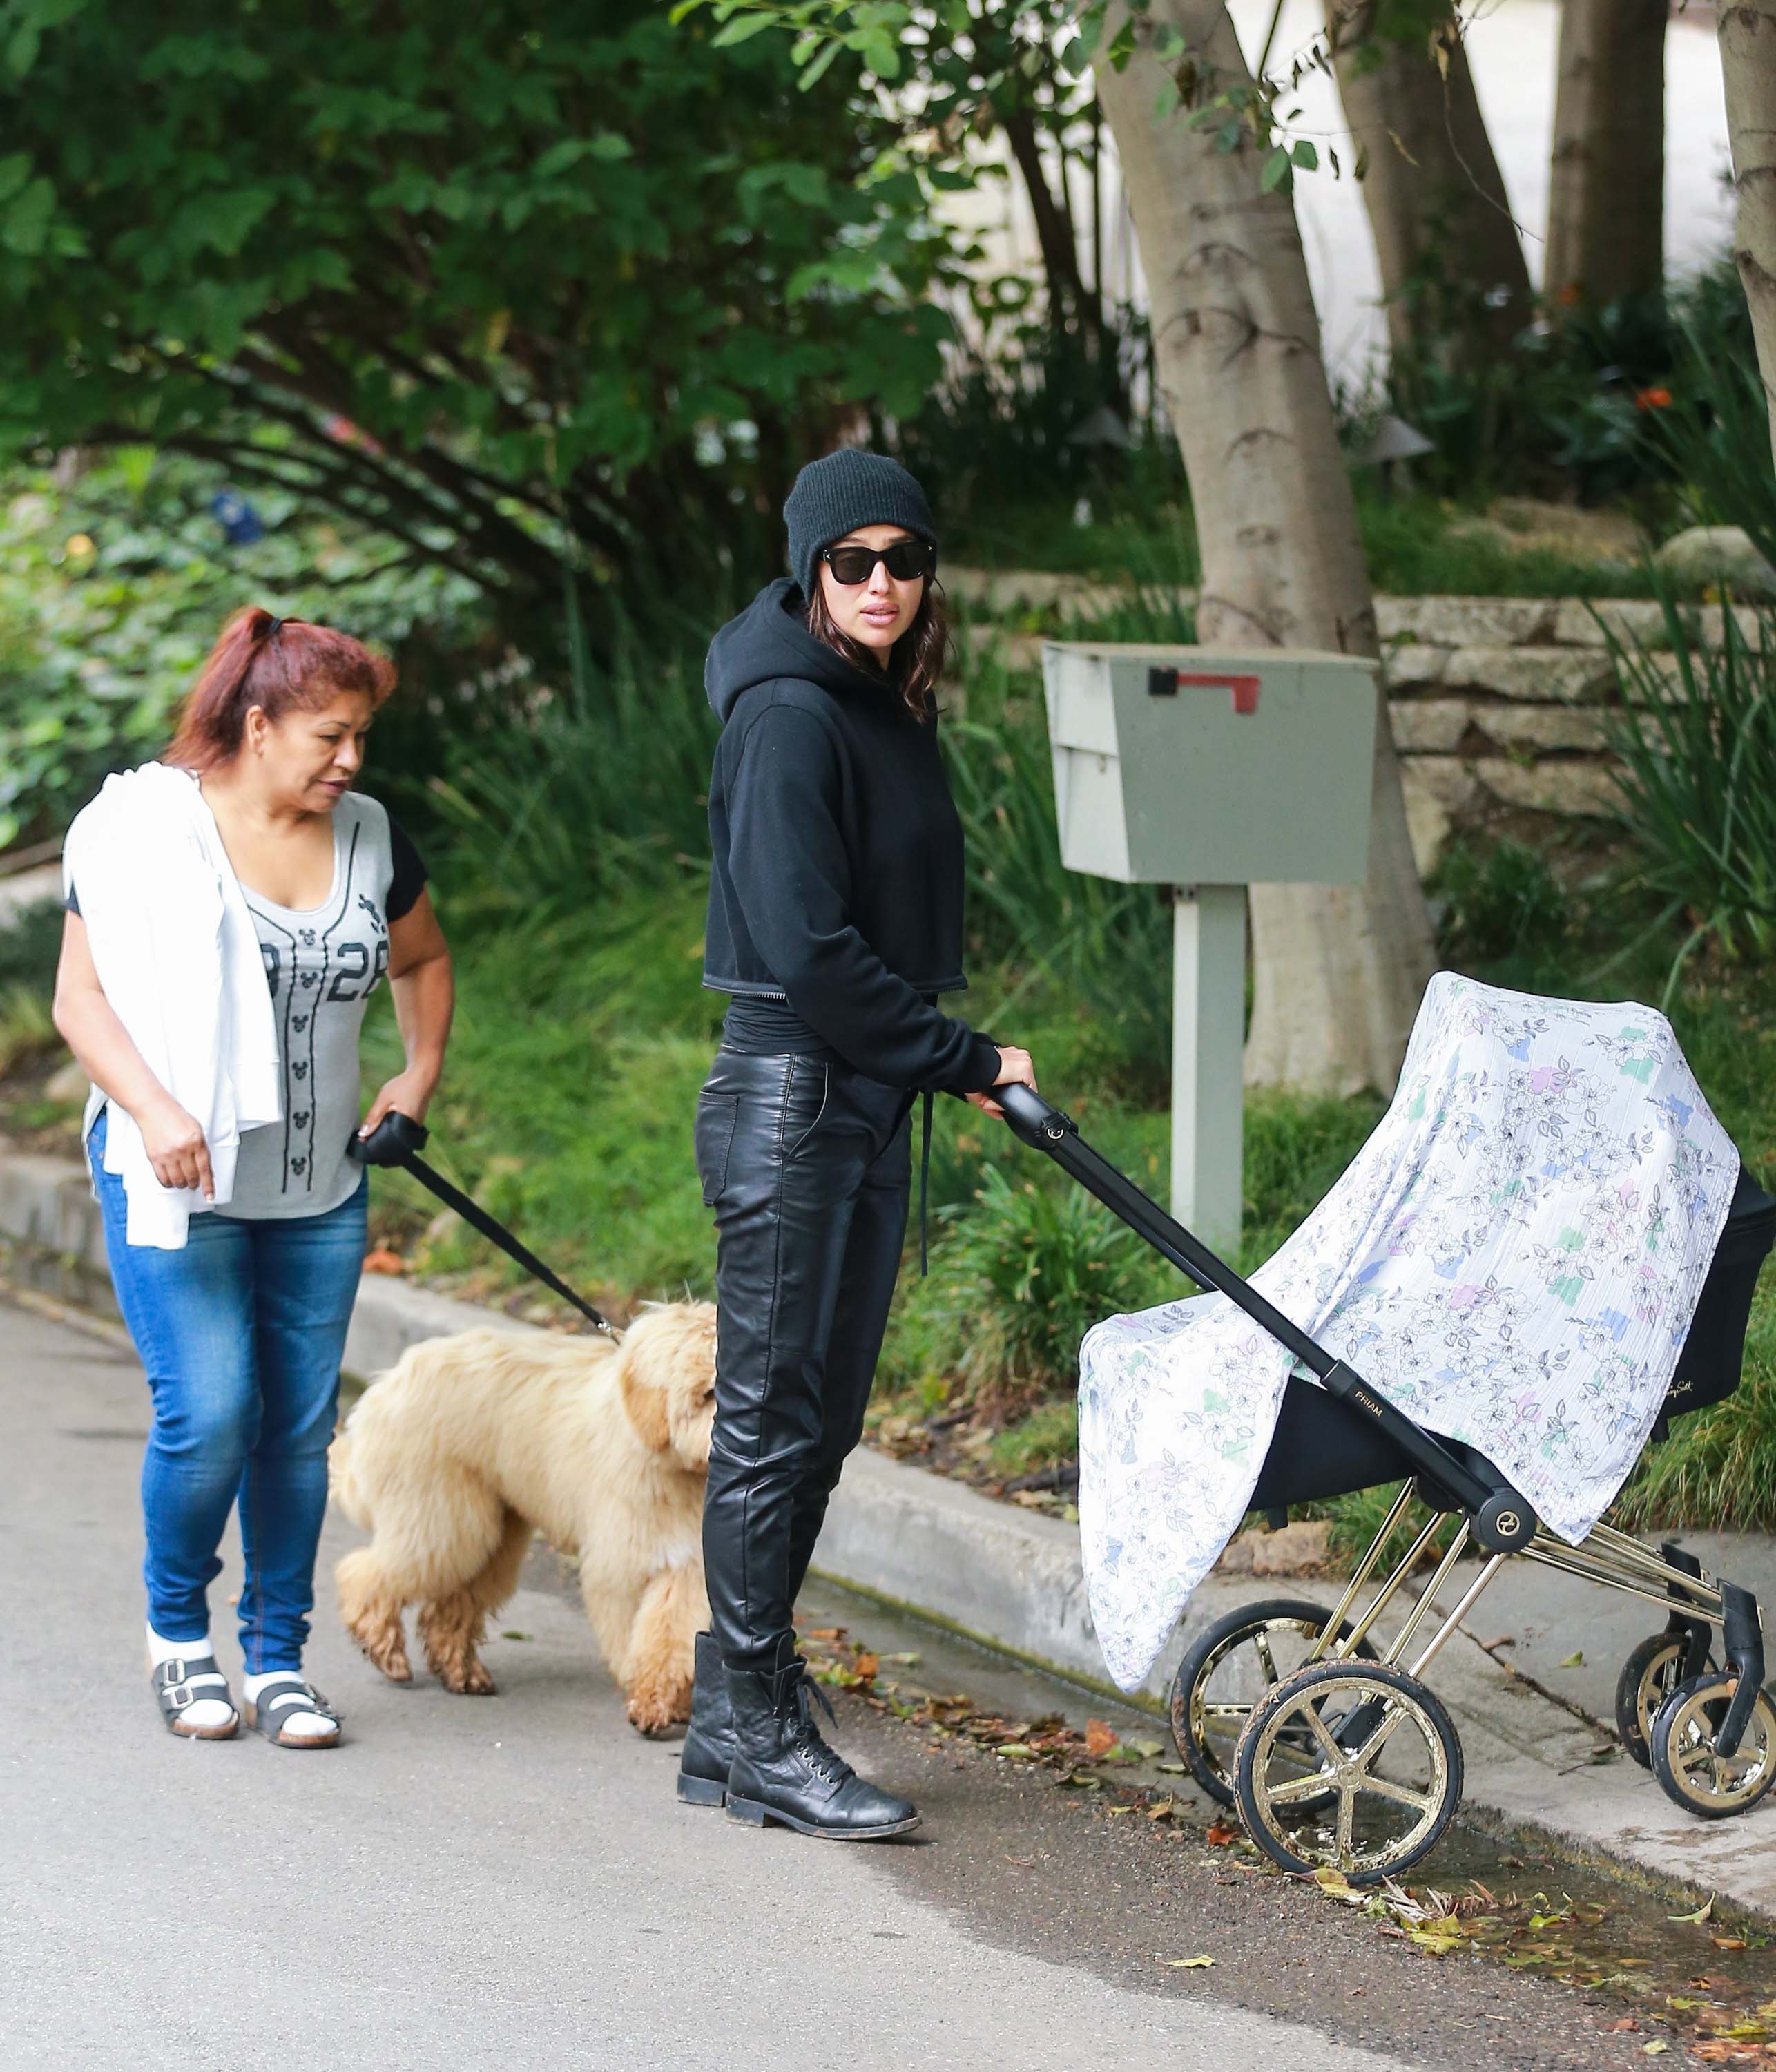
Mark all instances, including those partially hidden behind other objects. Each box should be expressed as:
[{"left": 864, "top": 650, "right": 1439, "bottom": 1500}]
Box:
[{"left": 89, "top": 1109, "right": 367, "bottom": 1671}]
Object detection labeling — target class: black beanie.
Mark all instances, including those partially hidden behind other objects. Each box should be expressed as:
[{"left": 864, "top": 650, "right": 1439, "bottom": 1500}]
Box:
[{"left": 783, "top": 450, "right": 938, "bottom": 602}]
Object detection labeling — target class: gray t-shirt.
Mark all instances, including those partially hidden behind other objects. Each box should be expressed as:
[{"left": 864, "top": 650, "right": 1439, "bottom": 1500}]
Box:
[{"left": 68, "top": 789, "right": 428, "bottom": 1222}]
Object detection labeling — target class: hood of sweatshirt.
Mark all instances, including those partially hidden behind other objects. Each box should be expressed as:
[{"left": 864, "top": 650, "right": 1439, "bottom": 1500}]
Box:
[{"left": 705, "top": 577, "right": 889, "bottom": 722}]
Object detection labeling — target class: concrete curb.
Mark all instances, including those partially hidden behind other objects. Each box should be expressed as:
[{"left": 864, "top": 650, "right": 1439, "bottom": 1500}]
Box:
[{"left": 4, "top": 1133, "right": 1773, "bottom": 1915}]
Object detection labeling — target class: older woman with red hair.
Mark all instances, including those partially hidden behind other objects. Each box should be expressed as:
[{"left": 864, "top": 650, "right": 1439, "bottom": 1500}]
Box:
[{"left": 54, "top": 607, "right": 454, "bottom": 1748}]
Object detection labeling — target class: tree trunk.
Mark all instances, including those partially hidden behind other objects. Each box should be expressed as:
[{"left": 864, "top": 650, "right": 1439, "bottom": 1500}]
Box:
[
  {"left": 1001, "top": 96, "right": 1121, "bottom": 397},
  {"left": 1719, "top": 0, "right": 1776, "bottom": 473},
  {"left": 1330, "top": 4, "right": 1531, "bottom": 356},
  {"left": 1002, "top": 99, "right": 1097, "bottom": 335},
  {"left": 1545, "top": 0, "right": 1666, "bottom": 310},
  {"left": 1094, "top": 2, "right": 1436, "bottom": 1095}
]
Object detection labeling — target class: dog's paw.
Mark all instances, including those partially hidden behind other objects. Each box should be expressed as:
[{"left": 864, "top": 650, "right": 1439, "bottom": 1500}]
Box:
[
  {"left": 625, "top": 1691, "right": 688, "bottom": 1738},
  {"left": 355, "top": 1631, "right": 412, "bottom": 1683},
  {"left": 442, "top": 1659, "right": 499, "bottom": 1697}
]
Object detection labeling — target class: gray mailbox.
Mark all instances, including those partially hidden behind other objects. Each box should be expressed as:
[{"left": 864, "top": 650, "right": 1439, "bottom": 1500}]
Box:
[{"left": 1042, "top": 642, "right": 1380, "bottom": 1246}]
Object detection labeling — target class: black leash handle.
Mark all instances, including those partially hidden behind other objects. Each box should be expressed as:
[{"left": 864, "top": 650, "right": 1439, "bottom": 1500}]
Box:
[{"left": 349, "top": 1112, "right": 613, "bottom": 1334}]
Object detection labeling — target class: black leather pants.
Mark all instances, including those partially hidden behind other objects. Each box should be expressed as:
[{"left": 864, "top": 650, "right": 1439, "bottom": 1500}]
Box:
[{"left": 695, "top": 1048, "right": 913, "bottom": 1673}]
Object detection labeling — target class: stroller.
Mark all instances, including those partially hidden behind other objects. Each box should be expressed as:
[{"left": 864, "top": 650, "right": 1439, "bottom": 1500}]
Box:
[{"left": 998, "top": 1079, "right": 1776, "bottom": 1886}]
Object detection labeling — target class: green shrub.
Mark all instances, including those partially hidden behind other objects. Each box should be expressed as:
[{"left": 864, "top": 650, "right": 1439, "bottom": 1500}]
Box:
[
  {"left": 0, "top": 899, "right": 64, "bottom": 995},
  {"left": 1614, "top": 1283, "right": 1776, "bottom": 1531},
  {"left": 1650, "top": 296, "right": 1776, "bottom": 570},
  {"left": 893, "top": 1162, "right": 1174, "bottom": 1410},
  {"left": 1605, "top": 590, "right": 1776, "bottom": 999},
  {"left": 0, "top": 983, "right": 57, "bottom": 1077},
  {"left": 1239, "top": 1088, "right": 1386, "bottom": 1269},
  {"left": 0, "top": 453, "right": 485, "bottom": 850},
  {"left": 1435, "top": 840, "right": 1570, "bottom": 963},
  {"left": 425, "top": 611, "right": 720, "bottom": 916}
]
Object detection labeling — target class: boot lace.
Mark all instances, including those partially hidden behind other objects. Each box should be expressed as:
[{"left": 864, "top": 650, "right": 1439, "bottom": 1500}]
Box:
[{"left": 789, "top": 1671, "right": 853, "bottom": 1788}]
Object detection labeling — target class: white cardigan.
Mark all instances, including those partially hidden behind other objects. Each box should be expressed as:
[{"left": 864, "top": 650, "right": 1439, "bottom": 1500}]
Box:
[{"left": 63, "top": 763, "right": 282, "bottom": 1249}]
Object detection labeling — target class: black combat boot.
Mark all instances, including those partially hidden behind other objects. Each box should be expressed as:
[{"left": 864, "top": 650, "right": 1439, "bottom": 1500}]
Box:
[
  {"left": 725, "top": 1646, "right": 920, "bottom": 1840},
  {"left": 677, "top": 1631, "right": 735, "bottom": 1807}
]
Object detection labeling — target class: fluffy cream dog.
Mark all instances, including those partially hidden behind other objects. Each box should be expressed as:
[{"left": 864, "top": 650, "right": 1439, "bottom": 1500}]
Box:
[{"left": 331, "top": 1302, "right": 717, "bottom": 1734}]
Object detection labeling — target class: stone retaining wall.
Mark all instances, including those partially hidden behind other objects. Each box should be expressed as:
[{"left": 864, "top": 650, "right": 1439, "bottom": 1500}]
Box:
[{"left": 946, "top": 568, "right": 1752, "bottom": 871}]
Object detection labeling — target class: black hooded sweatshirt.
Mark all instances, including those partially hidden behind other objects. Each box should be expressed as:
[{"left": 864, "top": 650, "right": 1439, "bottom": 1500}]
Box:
[{"left": 702, "top": 579, "right": 1001, "bottom": 1095}]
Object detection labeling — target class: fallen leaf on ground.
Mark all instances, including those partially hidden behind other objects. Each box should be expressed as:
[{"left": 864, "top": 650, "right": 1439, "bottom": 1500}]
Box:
[
  {"left": 1128, "top": 1738, "right": 1164, "bottom": 1758},
  {"left": 1206, "top": 1819, "right": 1241, "bottom": 1847},
  {"left": 1156, "top": 1761, "right": 1187, "bottom": 1774},
  {"left": 1162, "top": 1955, "right": 1215, "bottom": 1969},
  {"left": 1670, "top": 1898, "right": 1715, "bottom": 1925},
  {"left": 851, "top": 1653, "right": 878, "bottom": 1680},
  {"left": 1480, "top": 1634, "right": 1515, "bottom": 1649},
  {"left": 1711, "top": 1937, "right": 1748, "bottom": 1951},
  {"left": 1609, "top": 2018, "right": 1641, "bottom": 2033},
  {"left": 996, "top": 1743, "right": 1036, "bottom": 1758},
  {"left": 1085, "top": 1720, "right": 1118, "bottom": 1758},
  {"left": 1641, "top": 2044, "right": 1668, "bottom": 2058},
  {"left": 499, "top": 1630, "right": 532, "bottom": 1642},
  {"left": 1558, "top": 1649, "right": 1585, "bottom": 1668},
  {"left": 1004, "top": 1854, "right": 1036, "bottom": 1868}
]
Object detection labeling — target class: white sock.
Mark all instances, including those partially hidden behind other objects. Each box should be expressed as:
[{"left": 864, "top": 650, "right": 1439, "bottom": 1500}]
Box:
[
  {"left": 146, "top": 1623, "right": 236, "bottom": 1730},
  {"left": 244, "top": 1667, "right": 334, "bottom": 1740}
]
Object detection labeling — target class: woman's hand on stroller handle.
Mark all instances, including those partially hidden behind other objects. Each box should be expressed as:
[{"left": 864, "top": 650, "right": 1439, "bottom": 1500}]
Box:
[{"left": 967, "top": 1045, "right": 1036, "bottom": 1120}]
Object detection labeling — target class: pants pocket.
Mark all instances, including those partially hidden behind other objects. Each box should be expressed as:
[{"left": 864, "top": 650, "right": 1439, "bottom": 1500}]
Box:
[
  {"left": 694, "top": 1092, "right": 740, "bottom": 1207},
  {"left": 784, "top": 1060, "right": 832, "bottom": 1164}
]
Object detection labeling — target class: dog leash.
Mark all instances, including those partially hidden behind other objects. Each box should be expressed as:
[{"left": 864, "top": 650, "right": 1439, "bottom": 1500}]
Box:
[{"left": 348, "top": 1112, "right": 615, "bottom": 1335}]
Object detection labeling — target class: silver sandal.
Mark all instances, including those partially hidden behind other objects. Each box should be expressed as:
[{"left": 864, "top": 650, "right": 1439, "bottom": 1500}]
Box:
[
  {"left": 151, "top": 1655, "right": 240, "bottom": 1740},
  {"left": 243, "top": 1676, "right": 342, "bottom": 1749}
]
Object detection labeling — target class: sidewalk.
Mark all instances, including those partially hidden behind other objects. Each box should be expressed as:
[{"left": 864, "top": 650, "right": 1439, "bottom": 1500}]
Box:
[
  {"left": 5, "top": 1131, "right": 1775, "bottom": 1925},
  {"left": 0, "top": 1293, "right": 1458, "bottom": 2072}
]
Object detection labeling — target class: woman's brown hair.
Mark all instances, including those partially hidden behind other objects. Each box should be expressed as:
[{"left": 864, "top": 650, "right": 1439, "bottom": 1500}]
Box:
[
  {"left": 805, "top": 575, "right": 950, "bottom": 721},
  {"left": 164, "top": 606, "right": 397, "bottom": 772}
]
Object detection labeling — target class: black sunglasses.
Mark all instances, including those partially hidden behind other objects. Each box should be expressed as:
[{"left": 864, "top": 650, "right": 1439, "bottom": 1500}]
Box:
[{"left": 821, "top": 539, "right": 936, "bottom": 585}]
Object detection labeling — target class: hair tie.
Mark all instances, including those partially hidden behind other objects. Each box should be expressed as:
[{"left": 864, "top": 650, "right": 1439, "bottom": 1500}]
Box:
[{"left": 262, "top": 615, "right": 287, "bottom": 640}]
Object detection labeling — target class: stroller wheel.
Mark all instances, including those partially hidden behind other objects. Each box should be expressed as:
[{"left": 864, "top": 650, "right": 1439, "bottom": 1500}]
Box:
[
  {"left": 1169, "top": 1598, "right": 1378, "bottom": 1809},
  {"left": 1233, "top": 1661, "right": 1463, "bottom": 1885},
  {"left": 1649, "top": 1673, "right": 1776, "bottom": 1819},
  {"left": 1615, "top": 1634, "right": 1712, "bottom": 1770}
]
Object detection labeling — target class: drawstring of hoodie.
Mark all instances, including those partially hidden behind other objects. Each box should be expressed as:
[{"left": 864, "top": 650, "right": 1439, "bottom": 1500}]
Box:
[{"left": 919, "top": 1088, "right": 934, "bottom": 1276}]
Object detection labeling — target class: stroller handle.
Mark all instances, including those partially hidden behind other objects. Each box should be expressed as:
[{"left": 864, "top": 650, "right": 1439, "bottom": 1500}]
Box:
[{"left": 997, "top": 1080, "right": 1074, "bottom": 1148}]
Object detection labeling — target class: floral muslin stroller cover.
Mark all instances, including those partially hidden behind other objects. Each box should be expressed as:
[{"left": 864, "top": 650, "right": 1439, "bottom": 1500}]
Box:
[{"left": 1077, "top": 973, "right": 1740, "bottom": 1691}]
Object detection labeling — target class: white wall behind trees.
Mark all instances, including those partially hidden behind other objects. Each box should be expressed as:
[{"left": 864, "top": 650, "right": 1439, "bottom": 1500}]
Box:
[{"left": 936, "top": 3, "right": 1733, "bottom": 387}]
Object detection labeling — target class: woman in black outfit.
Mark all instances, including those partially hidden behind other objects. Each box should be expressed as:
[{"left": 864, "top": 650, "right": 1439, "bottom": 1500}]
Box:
[{"left": 679, "top": 450, "right": 1036, "bottom": 1839}]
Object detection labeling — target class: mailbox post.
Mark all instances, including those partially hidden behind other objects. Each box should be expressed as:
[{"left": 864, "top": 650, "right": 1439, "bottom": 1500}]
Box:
[{"left": 1041, "top": 642, "right": 1379, "bottom": 1249}]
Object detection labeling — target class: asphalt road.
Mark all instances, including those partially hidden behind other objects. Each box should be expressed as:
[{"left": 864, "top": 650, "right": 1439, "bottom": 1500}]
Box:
[{"left": 1, "top": 1294, "right": 1657, "bottom": 2071}]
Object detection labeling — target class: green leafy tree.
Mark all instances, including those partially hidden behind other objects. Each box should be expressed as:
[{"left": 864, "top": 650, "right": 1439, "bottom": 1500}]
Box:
[{"left": 0, "top": 0, "right": 956, "bottom": 609}]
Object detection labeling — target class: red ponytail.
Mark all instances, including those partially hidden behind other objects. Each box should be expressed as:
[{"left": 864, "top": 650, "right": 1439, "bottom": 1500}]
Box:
[{"left": 164, "top": 606, "right": 396, "bottom": 772}]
